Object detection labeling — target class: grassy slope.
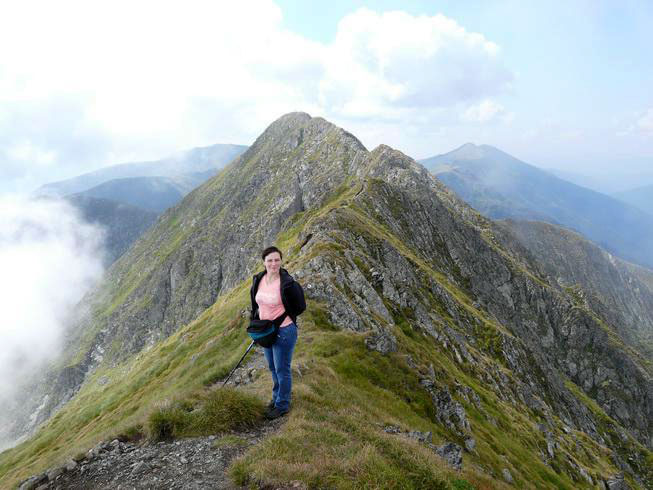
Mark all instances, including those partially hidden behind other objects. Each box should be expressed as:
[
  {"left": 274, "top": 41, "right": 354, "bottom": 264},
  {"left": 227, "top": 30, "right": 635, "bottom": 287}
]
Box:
[{"left": 1, "top": 180, "right": 649, "bottom": 489}]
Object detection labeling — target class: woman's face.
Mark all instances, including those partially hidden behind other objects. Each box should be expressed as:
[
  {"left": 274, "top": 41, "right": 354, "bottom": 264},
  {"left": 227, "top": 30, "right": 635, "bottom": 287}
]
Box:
[{"left": 264, "top": 252, "right": 282, "bottom": 275}]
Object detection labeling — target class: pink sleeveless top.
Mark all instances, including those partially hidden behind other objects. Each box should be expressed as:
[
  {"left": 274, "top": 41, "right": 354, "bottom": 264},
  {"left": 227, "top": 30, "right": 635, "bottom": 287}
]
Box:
[{"left": 255, "top": 275, "right": 293, "bottom": 327}]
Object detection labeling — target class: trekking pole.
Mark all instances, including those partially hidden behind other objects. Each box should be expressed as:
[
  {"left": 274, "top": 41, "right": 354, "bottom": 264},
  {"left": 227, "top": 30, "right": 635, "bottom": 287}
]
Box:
[{"left": 222, "top": 341, "right": 256, "bottom": 387}]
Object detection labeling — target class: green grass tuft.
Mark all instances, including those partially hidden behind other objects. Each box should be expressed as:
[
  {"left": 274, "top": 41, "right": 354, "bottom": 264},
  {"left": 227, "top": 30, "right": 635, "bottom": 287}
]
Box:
[
  {"left": 451, "top": 479, "right": 477, "bottom": 490},
  {"left": 193, "top": 388, "right": 264, "bottom": 434},
  {"left": 147, "top": 388, "right": 265, "bottom": 441},
  {"left": 147, "top": 403, "right": 193, "bottom": 441}
]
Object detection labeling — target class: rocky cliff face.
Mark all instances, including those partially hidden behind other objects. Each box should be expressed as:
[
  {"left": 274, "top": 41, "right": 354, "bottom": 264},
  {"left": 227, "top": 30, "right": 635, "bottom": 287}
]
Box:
[
  {"left": 495, "top": 219, "right": 653, "bottom": 358},
  {"left": 297, "top": 144, "right": 652, "bottom": 453},
  {"left": 6, "top": 113, "right": 652, "bottom": 488}
]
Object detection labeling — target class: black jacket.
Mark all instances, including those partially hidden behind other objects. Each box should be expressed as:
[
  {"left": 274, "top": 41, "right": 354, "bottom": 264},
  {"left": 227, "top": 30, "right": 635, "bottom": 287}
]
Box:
[{"left": 250, "top": 268, "right": 306, "bottom": 324}]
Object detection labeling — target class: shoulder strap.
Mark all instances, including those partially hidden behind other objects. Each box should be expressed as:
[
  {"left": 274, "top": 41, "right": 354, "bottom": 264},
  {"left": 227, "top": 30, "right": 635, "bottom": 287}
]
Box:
[{"left": 272, "top": 312, "right": 288, "bottom": 327}]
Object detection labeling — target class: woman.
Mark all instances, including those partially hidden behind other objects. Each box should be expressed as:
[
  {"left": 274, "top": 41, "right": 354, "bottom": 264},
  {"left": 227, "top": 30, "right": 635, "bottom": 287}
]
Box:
[{"left": 250, "top": 246, "right": 305, "bottom": 419}]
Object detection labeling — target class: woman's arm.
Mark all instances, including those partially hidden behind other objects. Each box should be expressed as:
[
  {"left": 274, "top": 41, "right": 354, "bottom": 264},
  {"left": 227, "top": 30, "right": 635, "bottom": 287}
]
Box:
[
  {"left": 282, "top": 281, "right": 306, "bottom": 317},
  {"left": 250, "top": 275, "right": 260, "bottom": 320}
]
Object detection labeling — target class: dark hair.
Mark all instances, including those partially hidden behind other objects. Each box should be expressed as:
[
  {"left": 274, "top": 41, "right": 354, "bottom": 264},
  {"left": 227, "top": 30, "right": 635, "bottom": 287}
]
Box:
[{"left": 262, "top": 246, "right": 283, "bottom": 261}]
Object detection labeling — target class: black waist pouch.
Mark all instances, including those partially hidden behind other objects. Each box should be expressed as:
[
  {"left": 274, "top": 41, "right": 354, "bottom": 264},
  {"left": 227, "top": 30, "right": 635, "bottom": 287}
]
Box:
[{"left": 247, "top": 313, "right": 287, "bottom": 347}]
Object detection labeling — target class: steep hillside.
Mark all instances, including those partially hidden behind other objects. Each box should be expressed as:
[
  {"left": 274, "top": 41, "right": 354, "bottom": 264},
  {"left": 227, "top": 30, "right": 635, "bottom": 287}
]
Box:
[
  {"left": 421, "top": 143, "right": 653, "bottom": 269},
  {"left": 63, "top": 195, "right": 158, "bottom": 264},
  {"left": 65, "top": 172, "right": 220, "bottom": 265},
  {"left": 36, "top": 143, "right": 247, "bottom": 197},
  {"left": 2, "top": 114, "right": 652, "bottom": 489}
]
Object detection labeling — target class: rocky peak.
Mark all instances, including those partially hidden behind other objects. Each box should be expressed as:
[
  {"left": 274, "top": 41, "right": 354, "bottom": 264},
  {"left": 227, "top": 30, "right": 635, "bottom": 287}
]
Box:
[
  {"left": 361, "top": 144, "right": 488, "bottom": 228},
  {"left": 362, "top": 145, "right": 447, "bottom": 195},
  {"left": 229, "top": 112, "right": 368, "bottom": 213},
  {"left": 253, "top": 111, "right": 311, "bottom": 141},
  {"left": 364, "top": 144, "right": 424, "bottom": 174},
  {"left": 244, "top": 112, "right": 366, "bottom": 164}
]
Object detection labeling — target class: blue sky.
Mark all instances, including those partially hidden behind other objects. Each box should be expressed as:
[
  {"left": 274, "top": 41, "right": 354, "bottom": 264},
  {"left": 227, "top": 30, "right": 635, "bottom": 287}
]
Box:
[
  {"left": 1, "top": 0, "right": 652, "bottom": 193},
  {"left": 275, "top": 0, "right": 653, "bottom": 172},
  {"left": 276, "top": 1, "right": 652, "bottom": 122}
]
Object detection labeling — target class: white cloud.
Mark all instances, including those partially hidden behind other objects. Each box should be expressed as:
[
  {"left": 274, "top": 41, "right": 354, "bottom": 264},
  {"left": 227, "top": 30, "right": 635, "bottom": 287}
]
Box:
[
  {"left": 0, "top": 195, "right": 105, "bottom": 403},
  {"left": 636, "top": 108, "right": 653, "bottom": 134},
  {"left": 0, "top": 2, "right": 513, "bottom": 191},
  {"left": 320, "top": 9, "right": 512, "bottom": 120},
  {"left": 462, "top": 99, "right": 508, "bottom": 123},
  {"left": 615, "top": 108, "right": 653, "bottom": 138},
  {"left": 6, "top": 142, "right": 56, "bottom": 167}
]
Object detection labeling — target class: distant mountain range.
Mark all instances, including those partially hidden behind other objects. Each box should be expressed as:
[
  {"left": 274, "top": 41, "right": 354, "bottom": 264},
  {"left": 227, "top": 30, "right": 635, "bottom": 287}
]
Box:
[
  {"left": 36, "top": 144, "right": 248, "bottom": 264},
  {"left": 70, "top": 173, "right": 210, "bottom": 213},
  {"left": 421, "top": 143, "right": 653, "bottom": 269},
  {"left": 36, "top": 143, "right": 248, "bottom": 197},
  {"left": 613, "top": 184, "right": 653, "bottom": 217}
]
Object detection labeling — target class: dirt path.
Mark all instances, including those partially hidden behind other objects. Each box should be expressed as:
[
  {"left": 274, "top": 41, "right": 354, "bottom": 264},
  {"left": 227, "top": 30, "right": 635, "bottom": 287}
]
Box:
[{"left": 26, "top": 419, "right": 284, "bottom": 490}]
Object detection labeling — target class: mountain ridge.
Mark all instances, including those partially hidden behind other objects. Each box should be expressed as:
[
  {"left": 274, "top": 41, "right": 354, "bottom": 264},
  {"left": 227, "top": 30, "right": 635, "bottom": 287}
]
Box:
[
  {"left": 70, "top": 174, "right": 211, "bottom": 213},
  {"left": 613, "top": 184, "right": 653, "bottom": 217},
  {"left": 36, "top": 143, "right": 248, "bottom": 197},
  {"left": 2, "top": 114, "right": 652, "bottom": 488}
]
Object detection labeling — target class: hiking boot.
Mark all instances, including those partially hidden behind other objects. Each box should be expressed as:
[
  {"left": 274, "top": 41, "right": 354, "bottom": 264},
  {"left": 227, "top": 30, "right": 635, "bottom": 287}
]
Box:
[
  {"left": 265, "top": 407, "right": 289, "bottom": 420},
  {"left": 267, "top": 399, "right": 276, "bottom": 410}
]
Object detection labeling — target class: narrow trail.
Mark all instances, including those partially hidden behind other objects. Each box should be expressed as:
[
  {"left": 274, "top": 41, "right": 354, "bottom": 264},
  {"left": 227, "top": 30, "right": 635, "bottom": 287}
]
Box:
[{"left": 31, "top": 418, "right": 285, "bottom": 490}]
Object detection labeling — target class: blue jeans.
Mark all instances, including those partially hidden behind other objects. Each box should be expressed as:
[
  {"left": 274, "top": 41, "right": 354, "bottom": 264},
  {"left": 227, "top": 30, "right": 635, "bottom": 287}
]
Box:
[{"left": 263, "top": 322, "right": 297, "bottom": 412}]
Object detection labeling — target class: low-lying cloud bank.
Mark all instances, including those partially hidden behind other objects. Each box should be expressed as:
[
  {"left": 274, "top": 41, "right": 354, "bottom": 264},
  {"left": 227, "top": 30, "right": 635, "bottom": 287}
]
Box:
[{"left": 0, "top": 195, "right": 105, "bottom": 450}]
